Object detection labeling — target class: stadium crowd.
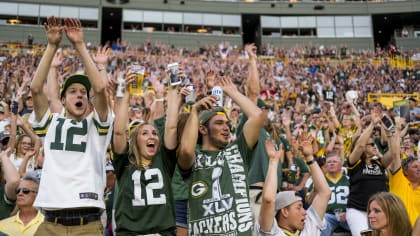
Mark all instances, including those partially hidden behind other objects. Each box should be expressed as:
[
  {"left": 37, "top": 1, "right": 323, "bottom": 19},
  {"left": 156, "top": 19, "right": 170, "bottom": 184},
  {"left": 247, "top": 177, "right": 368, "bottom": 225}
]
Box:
[{"left": 0, "top": 16, "right": 419, "bottom": 236}]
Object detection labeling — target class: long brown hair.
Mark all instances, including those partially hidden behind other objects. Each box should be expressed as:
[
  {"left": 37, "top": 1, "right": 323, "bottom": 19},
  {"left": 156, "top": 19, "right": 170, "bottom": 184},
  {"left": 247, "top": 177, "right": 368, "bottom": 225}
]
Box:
[
  {"left": 367, "top": 192, "right": 412, "bottom": 236},
  {"left": 15, "top": 134, "right": 31, "bottom": 157},
  {"left": 128, "top": 122, "right": 160, "bottom": 170}
]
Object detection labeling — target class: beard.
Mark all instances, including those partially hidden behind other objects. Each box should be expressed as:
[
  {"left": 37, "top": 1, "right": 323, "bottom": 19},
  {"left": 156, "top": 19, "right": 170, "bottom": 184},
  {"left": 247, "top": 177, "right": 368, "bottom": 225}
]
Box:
[{"left": 208, "top": 128, "right": 229, "bottom": 150}]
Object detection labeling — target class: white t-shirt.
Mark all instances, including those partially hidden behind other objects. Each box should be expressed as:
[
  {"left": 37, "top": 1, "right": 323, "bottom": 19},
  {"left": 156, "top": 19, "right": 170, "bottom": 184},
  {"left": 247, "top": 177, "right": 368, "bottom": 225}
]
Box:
[
  {"left": 254, "top": 207, "right": 326, "bottom": 236},
  {"left": 9, "top": 153, "right": 35, "bottom": 172},
  {"left": 30, "top": 108, "right": 113, "bottom": 209}
]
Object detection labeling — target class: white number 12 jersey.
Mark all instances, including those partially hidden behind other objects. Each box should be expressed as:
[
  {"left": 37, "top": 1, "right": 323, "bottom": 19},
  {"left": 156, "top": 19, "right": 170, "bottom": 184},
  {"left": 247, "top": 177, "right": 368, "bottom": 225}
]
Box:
[{"left": 30, "top": 109, "right": 113, "bottom": 209}]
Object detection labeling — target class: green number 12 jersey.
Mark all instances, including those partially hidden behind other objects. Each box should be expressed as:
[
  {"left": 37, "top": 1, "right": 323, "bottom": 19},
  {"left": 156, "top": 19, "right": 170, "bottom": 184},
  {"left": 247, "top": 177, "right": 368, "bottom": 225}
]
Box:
[{"left": 111, "top": 144, "right": 177, "bottom": 235}]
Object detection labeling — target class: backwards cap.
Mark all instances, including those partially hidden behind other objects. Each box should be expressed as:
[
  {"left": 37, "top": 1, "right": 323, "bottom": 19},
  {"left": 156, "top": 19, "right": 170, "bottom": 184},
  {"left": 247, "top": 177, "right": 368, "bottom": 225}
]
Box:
[
  {"left": 198, "top": 107, "right": 227, "bottom": 126},
  {"left": 275, "top": 191, "right": 302, "bottom": 212}
]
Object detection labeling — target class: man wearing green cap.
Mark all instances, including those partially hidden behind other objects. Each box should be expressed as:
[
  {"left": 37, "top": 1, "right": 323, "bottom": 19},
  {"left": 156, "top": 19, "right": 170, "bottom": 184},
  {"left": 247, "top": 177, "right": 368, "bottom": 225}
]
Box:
[
  {"left": 30, "top": 16, "right": 112, "bottom": 235},
  {"left": 178, "top": 76, "right": 264, "bottom": 236}
]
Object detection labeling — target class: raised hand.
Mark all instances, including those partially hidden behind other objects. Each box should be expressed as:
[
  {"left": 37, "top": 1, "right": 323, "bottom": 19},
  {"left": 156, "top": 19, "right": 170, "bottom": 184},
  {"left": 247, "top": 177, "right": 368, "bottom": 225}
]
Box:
[
  {"left": 92, "top": 46, "right": 110, "bottom": 66},
  {"left": 51, "top": 50, "right": 64, "bottom": 68},
  {"left": 265, "top": 138, "right": 283, "bottom": 161},
  {"left": 205, "top": 70, "right": 215, "bottom": 90},
  {"left": 124, "top": 70, "right": 136, "bottom": 92},
  {"left": 44, "top": 16, "right": 63, "bottom": 46},
  {"left": 218, "top": 76, "right": 237, "bottom": 94},
  {"left": 64, "top": 18, "right": 83, "bottom": 45},
  {"left": 299, "top": 133, "right": 314, "bottom": 159},
  {"left": 150, "top": 77, "right": 165, "bottom": 95},
  {"left": 192, "top": 95, "right": 218, "bottom": 113},
  {"left": 245, "top": 43, "right": 257, "bottom": 60}
]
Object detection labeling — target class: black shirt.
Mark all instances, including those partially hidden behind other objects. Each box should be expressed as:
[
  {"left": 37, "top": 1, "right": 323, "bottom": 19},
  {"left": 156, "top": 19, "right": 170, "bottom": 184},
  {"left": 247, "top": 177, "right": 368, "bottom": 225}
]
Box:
[{"left": 347, "top": 158, "right": 386, "bottom": 211}]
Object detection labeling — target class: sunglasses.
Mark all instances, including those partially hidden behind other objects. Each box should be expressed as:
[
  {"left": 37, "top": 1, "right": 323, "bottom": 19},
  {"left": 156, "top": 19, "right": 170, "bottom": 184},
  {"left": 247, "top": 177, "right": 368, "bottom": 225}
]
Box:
[
  {"left": 16, "top": 188, "right": 37, "bottom": 195},
  {"left": 366, "top": 143, "right": 375, "bottom": 147}
]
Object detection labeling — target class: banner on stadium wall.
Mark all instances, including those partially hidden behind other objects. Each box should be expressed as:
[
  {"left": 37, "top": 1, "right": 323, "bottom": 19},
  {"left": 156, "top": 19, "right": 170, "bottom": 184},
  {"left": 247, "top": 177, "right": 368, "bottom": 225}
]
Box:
[{"left": 368, "top": 93, "right": 420, "bottom": 109}]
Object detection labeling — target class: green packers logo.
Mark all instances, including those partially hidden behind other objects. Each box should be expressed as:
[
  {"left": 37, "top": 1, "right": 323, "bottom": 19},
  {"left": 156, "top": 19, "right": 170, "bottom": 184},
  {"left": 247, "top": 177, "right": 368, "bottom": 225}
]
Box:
[{"left": 191, "top": 181, "right": 208, "bottom": 198}]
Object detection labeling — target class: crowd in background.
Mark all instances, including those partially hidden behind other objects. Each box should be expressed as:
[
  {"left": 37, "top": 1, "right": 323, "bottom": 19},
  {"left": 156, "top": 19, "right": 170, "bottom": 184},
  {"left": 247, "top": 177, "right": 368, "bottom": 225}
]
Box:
[{"left": 0, "top": 17, "right": 419, "bottom": 236}]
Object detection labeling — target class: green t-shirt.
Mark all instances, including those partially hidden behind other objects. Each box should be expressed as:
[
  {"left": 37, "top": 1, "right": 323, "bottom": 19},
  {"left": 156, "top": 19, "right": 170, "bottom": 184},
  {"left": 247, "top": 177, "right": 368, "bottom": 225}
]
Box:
[
  {"left": 172, "top": 166, "right": 189, "bottom": 201},
  {"left": 182, "top": 133, "right": 253, "bottom": 236},
  {"left": 0, "top": 185, "right": 15, "bottom": 220},
  {"left": 374, "top": 137, "right": 388, "bottom": 155},
  {"left": 283, "top": 157, "right": 309, "bottom": 185},
  {"left": 308, "top": 174, "right": 350, "bottom": 214},
  {"left": 248, "top": 129, "right": 282, "bottom": 191},
  {"left": 111, "top": 145, "right": 177, "bottom": 235},
  {"left": 155, "top": 117, "right": 190, "bottom": 201}
]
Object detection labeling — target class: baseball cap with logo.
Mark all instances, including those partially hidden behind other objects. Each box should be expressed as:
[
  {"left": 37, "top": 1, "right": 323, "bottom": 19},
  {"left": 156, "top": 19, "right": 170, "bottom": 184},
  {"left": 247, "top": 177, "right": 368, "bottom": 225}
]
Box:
[{"left": 275, "top": 191, "right": 302, "bottom": 212}]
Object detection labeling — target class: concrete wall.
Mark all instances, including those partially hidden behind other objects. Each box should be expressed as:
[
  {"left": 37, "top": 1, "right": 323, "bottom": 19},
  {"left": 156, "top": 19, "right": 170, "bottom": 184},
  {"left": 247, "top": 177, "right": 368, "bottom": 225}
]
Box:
[
  {"left": 262, "top": 37, "right": 375, "bottom": 50},
  {"left": 122, "top": 30, "right": 242, "bottom": 48},
  {"left": 395, "top": 37, "right": 420, "bottom": 50},
  {"left": 0, "top": 24, "right": 100, "bottom": 45},
  {"left": 102, "top": 0, "right": 420, "bottom": 15}
]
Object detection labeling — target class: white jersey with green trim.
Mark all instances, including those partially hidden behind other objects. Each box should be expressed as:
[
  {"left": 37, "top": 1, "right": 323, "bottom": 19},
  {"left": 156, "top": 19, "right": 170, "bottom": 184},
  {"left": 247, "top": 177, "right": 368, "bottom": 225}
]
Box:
[{"left": 29, "top": 108, "right": 113, "bottom": 209}]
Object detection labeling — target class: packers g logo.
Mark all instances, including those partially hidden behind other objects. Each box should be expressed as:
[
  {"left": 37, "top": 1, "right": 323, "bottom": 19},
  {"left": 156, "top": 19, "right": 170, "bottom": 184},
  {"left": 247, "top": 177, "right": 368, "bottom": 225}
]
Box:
[{"left": 191, "top": 181, "right": 208, "bottom": 198}]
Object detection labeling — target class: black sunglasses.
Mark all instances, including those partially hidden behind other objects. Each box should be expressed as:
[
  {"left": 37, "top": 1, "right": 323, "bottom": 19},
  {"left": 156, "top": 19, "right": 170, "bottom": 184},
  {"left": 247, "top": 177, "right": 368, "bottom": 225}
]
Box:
[
  {"left": 16, "top": 187, "right": 37, "bottom": 195},
  {"left": 366, "top": 143, "right": 375, "bottom": 147}
]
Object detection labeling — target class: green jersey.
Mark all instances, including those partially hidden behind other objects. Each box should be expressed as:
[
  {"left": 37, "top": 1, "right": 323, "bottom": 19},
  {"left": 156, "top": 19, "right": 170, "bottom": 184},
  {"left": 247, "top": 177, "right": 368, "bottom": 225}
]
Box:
[
  {"left": 183, "top": 134, "right": 253, "bottom": 236},
  {"left": 323, "top": 89, "right": 336, "bottom": 102},
  {"left": 0, "top": 185, "right": 14, "bottom": 220},
  {"left": 112, "top": 145, "right": 177, "bottom": 235},
  {"left": 283, "top": 157, "right": 309, "bottom": 185},
  {"left": 308, "top": 173, "right": 350, "bottom": 214},
  {"left": 248, "top": 129, "right": 291, "bottom": 192}
]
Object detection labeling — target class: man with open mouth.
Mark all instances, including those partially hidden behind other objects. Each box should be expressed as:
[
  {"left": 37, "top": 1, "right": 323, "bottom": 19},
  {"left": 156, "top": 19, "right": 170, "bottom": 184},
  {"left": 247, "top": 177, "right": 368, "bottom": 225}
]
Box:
[{"left": 29, "top": 16, "right": 112, "bottom": 236}]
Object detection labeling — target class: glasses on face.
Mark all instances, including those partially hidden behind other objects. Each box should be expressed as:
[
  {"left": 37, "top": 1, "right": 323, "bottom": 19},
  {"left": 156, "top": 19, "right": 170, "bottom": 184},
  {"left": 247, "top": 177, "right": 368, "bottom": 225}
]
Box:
[
  {"left": 366, "top": 143, "right": 375, "bottom": 147},
  {"left": 15, "top": 187, "right": 37, "bottom": 195}
]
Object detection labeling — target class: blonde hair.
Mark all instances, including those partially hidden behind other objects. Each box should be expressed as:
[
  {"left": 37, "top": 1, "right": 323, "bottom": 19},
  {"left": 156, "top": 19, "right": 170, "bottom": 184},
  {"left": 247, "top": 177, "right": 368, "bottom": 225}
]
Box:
[
  {"left": 367, "top": 192, "right": 412, "bottom": 236},
  {"left": 128, "top": 123, "right": 159, "bottom": 170}
]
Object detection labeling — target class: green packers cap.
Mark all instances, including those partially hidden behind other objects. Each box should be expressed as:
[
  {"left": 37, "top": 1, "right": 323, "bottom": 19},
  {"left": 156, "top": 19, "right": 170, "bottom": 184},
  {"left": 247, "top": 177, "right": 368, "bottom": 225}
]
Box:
[
  {"left": 198, "top": 107, "right": 226, "bottom": 125},
  {"left": 257, "top": 98, "right": 273, "bottom": 110},
  {"left": 60, "top": 74, "right": 91, "bottom": 98}
]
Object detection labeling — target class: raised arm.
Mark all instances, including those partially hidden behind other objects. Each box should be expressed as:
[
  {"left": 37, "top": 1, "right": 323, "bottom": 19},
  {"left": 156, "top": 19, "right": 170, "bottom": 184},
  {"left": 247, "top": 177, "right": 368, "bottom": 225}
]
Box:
[
  {"left": 219, "top": 76, "right": 264, "bottom": 148},
  {"left": 329, "top": 103, "right": 340, "bottom": 129},
  {"left": 259, "top": 139, "right": 283, "bottom": 232},
  {"left": 112, "top": 72, "right": 136, "bottom": 154},
  {"left": 0, "top": 149, "right": 20, "bottom": 201},
  {"left": 178, "top": 95, "right": 218, "bottom": 170},
  {"left": 6, "top": 112, "right": 17, "bottom": 157},
  {"left": 245, "top": 44, "right": 259, "bottom": 104},
  {"left": 64, "top": 18, "right": 108, "bottom": 121},
  {"left": 300, "top": 135, "right": 331, "bottom": 220},
  {"left": 164, "top": 83, "right": 183, "bottom": 150},
  {"left": 16, "top": 115, "right": 41, "bottom": 152},
  {"left": 47, "top": 50, "right": 64, "bottom": 113},
  {"left": 388, "top": 119, "right": 403, "bottom": 172},
  {"left": 348, "top": 112, "right": 380, "bottom": 165},
  {"left": 31, "top": 16, "right": 62, "bottom": 121}
]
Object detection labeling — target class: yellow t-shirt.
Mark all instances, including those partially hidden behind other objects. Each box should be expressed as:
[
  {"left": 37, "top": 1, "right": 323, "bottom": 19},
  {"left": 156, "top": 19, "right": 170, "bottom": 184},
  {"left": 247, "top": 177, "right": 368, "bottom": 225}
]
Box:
[
  {"left": 389, "top": 167, "right": 420, "bottom": 226},
  {"left": 0, "top": 210, "right": 44, "bottom": 236}
]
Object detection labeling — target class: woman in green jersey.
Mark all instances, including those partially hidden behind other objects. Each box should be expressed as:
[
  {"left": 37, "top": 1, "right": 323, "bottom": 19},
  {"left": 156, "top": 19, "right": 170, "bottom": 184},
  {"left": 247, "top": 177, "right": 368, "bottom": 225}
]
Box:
[{"left": 111, "top": 70, "right": 181, "bottom": 235}]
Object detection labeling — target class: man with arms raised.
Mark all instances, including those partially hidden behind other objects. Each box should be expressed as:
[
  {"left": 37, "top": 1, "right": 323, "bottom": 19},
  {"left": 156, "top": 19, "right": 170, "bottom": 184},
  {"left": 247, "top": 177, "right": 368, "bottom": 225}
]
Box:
[
  {"left": 256, "top": 134, "right": 331, "bottom": 236},
  {"left": 179, "top": 76, "right": 264, "bottom": 235},
  {"left": 30, "top": 16, "right": 112, "bottom": 235}
]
